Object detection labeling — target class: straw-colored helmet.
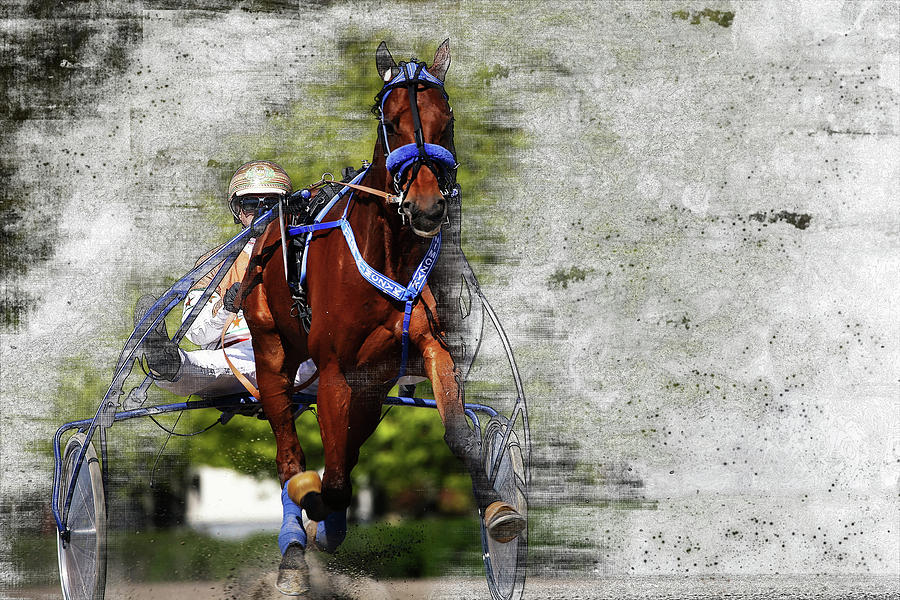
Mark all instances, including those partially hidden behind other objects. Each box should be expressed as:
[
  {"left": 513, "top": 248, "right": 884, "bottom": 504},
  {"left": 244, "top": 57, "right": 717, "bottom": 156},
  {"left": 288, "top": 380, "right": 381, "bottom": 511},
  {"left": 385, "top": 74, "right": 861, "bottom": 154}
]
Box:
[{"left": 227, "top": 161, "right": 292, "bottom": 220}]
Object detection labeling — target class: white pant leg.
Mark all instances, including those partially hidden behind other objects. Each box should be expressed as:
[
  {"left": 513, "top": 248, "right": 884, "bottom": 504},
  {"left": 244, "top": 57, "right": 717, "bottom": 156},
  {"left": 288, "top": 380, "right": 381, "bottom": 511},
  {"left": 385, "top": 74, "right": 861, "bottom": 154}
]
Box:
[
  {"left": 155, "top": 341, "right": 256, "bottom": 398},
  {"left": 295, "top": 358, "right": 319, "bottom": 395},
  {"left": 155, "top": 340, "right": 318, "bottom": 398}
]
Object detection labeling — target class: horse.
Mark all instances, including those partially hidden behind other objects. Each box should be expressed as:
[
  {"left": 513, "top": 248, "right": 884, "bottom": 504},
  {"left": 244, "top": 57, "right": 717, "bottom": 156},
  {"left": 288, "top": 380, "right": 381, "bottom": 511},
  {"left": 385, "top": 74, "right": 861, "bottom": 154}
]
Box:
[{"left": 240, "top": 39, "right": 525, "bottom": 593}]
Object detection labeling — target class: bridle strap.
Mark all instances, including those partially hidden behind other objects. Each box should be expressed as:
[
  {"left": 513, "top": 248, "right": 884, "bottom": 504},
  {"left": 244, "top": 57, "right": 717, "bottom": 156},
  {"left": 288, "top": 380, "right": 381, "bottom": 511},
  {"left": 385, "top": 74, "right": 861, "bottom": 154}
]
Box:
[
  {"left": 378, "top": 61, "right": 442, "bottom": 157},
  {"left": 406, "top": 63, "right": 427, "bottom": 156}
]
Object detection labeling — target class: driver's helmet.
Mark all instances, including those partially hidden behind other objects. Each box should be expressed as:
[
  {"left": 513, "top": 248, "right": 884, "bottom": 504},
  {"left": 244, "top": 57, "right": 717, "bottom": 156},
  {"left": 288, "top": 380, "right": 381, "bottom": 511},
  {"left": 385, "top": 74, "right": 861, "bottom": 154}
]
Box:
[{"left": 227, "top": 160, "right": 292, "bottom": 221}]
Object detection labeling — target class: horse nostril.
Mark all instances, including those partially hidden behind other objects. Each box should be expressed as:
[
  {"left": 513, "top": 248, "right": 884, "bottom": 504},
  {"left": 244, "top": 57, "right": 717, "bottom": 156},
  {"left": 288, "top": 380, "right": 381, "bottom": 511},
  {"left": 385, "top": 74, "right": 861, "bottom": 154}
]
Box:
[
  {"left": 428, "top": 199, "right": 446, "bottom": 219},
  {"left": 401, "top": 200, "right": 413, "bottom": 212}
]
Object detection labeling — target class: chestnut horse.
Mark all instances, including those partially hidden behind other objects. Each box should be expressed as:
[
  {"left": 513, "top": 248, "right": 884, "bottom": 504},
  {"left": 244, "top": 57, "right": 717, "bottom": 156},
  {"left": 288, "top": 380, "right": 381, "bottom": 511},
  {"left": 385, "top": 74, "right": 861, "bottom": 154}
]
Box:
[{"left": 241, "top": 40, "right": 524, "bottom": 593}]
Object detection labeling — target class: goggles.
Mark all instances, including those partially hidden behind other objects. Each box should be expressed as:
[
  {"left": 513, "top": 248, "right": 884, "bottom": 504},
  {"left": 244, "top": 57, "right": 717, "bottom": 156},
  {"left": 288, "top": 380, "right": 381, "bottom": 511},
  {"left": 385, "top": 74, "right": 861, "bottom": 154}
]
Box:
[
  {"left": 233, "top": 195, "right": 280, "bottom": 212},
  {"left": 237, "top": 196, "right": 263, "bottom": 211}
]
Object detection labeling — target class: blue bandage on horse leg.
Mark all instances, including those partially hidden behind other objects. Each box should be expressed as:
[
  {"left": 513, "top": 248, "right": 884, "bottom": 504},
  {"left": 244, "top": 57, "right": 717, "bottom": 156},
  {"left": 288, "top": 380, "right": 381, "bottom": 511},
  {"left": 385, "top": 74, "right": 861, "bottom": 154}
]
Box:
[
  {"left": 278, "top": 484, "right": 307, "bottom": 555},
  {"left": 315, "top": 510, "right": 348, "bottom": 554}
]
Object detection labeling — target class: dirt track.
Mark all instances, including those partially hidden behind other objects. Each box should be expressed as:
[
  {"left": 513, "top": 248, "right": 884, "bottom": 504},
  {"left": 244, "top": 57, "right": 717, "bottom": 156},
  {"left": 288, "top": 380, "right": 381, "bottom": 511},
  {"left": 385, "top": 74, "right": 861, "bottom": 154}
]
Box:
[
  {"left": 8, "top": 575, "right": 900, "bottom": 600},
  {"left": 7, "top": 551, "right": 454, "bottom": 600},
  {"left": 7, "top": 578, "right": 440, "bottom": 600}
]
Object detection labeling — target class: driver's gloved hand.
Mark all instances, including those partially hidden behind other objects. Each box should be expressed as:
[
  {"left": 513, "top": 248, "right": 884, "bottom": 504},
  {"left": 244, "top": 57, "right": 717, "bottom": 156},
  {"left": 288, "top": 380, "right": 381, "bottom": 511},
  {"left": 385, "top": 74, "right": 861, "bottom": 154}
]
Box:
[
  {"left": 134, "top": 294, "right": 181, "bottom": 381},
  {"left": 223, "top": 282, "right": 242, "bottom": 313}
]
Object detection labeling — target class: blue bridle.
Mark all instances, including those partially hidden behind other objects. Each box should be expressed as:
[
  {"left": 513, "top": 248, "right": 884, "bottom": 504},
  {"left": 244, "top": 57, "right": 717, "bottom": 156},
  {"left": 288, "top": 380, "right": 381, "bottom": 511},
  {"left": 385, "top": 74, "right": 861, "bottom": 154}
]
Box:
[{"left": 376, "top": 60, "right": 459, "bottom": 201}]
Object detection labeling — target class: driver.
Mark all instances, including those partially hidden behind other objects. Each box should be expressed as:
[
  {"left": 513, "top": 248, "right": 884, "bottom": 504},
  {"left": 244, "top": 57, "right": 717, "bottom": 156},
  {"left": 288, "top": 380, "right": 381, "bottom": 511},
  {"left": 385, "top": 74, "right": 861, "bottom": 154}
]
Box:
[{"left": 136, "top": 160, "right": 317, "bottom": 398}]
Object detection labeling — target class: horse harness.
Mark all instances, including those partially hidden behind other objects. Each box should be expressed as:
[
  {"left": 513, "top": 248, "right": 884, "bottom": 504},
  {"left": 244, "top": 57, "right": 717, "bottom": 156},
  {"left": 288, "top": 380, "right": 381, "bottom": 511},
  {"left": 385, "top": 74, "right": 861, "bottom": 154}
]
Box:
[{"left": 247, "top": 60, "right": 460, "bottom": 382}]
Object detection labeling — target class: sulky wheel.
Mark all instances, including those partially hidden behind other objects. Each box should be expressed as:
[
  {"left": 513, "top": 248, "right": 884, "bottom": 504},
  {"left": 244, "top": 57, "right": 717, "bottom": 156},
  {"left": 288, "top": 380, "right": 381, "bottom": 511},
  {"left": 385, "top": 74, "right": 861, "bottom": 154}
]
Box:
[
  {"left": 57, "top": 432, "right": 107, "bottom": 600},
  {"left": 480, "top": 417, "right": 527, "bottom": 600}
]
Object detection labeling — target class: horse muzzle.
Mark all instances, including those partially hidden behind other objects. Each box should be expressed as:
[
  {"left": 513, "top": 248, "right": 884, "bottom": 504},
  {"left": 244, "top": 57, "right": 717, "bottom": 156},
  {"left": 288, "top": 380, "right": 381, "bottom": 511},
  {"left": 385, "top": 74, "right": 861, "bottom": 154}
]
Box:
[{"left": 402, "top": 198, "right": 447, "bottom": 238}]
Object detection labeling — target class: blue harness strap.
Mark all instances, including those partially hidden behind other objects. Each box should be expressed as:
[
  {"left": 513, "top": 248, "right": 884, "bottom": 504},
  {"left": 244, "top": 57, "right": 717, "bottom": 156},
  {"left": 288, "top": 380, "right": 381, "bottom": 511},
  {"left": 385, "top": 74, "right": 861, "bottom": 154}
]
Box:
[
  {"left": 286, "top": 181, "right": 442, "bottom": 381},
  {"left": 290, "top": 168, "right": 370, "bottom": 288},
  {"left": 286, "top": 61, "right": 453, "bottom": 381},
  {"left": 340, "top": 216, "right": 441, "bottom": 379}
]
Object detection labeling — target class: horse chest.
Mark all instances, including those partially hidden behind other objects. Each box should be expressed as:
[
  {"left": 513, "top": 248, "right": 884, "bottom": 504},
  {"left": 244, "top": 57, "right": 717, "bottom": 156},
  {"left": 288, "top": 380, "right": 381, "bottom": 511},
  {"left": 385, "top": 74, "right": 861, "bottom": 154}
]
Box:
[{"left": 355, "top": 325, "right": 400, "bottom": 367}]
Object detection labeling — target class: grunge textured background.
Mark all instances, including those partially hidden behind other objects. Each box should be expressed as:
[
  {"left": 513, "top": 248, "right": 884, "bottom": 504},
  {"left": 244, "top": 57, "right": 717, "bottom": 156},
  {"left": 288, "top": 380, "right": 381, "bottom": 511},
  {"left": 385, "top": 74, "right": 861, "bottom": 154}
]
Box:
[{"left": 1, "top": 1, "right": 898, "bottom": 597}]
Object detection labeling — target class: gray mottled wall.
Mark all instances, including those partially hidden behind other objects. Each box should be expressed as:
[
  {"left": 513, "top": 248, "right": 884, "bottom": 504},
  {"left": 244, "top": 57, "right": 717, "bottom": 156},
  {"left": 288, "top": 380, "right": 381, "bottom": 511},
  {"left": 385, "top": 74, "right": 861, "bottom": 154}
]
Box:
[{"left": 1, "top": 0, "right": 897, "bottom": 590}]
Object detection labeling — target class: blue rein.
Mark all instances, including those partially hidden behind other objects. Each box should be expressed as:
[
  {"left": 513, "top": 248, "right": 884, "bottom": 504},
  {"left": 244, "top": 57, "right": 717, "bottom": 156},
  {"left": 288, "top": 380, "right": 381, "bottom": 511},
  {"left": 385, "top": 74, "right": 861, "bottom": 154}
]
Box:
[{"left": 287, "top": 167, "right": 441, "bottom": 381}]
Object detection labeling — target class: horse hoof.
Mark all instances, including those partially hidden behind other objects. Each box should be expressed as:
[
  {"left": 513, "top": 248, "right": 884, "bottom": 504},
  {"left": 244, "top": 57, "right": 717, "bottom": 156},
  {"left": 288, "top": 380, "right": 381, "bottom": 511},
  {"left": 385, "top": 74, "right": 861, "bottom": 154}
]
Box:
[
  {"left": 286, "top": 471, "right": 322, "bottom": 506},
  {"left": 484, "top": 501, "right": 526, "bottom": 543},
  {"left": 276, "top": 543, "right": 310, "bottom": 596}
]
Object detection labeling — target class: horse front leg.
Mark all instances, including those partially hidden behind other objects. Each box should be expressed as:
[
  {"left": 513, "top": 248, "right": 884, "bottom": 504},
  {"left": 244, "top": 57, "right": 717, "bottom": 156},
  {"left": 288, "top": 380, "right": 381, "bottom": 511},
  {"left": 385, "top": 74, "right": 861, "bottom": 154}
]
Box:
[
  {"left": 243, "top": 235, "right": 308, "bottom": 487},
  {"left": 419, "top": 337, "right": 526, "bottom": 542},
  {"left": 250, "top": 346, "right": 316, "bottom": 595},
  {"left": 244, "top": 283, "right": 312, "bottom": 594},
  {"left": 297, "top": 361, "right": 384, "bottom": 553},
  {"left": 249, "top": 328, "right": 304, "bottom": 485}
]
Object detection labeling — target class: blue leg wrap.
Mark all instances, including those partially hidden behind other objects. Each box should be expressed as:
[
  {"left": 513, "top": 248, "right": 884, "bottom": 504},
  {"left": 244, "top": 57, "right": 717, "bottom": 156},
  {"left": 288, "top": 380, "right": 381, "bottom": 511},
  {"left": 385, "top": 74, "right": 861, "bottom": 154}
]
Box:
[
  {"left": 315, "top": 510, "right": 348, "bottom": 554},
  {"left": 278, "top": 484, "right": 307, "bottom": 555}
]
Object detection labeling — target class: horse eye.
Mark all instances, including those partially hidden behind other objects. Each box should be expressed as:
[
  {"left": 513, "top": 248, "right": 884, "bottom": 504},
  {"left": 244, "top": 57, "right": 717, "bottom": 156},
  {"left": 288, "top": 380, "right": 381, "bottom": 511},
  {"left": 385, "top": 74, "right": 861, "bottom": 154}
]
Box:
[{"left": 382, "top": 121, "right": 398, "bottom": 135}]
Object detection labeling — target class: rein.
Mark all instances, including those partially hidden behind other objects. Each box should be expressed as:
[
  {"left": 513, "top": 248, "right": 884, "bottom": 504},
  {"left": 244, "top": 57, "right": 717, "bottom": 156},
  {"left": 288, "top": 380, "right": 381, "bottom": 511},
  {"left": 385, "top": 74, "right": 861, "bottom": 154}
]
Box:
[
  {"left": 321, "top": 178, "right": 401, "bottom": 204},
  {"left": 220, "top": 314, "right": 319, "bottom": 399}
]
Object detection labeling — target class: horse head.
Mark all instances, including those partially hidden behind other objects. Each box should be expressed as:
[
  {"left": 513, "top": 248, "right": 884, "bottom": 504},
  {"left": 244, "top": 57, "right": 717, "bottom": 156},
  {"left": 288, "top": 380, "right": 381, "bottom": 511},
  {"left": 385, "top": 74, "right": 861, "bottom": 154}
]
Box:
[{"left": 375, "top": 39, "right": 457, "bottom": 238}]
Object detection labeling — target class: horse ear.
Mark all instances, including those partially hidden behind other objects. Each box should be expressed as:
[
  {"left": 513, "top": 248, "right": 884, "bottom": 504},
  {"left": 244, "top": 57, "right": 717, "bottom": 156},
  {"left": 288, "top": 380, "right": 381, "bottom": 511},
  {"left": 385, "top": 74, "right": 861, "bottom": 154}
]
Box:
[
  {"left": 376, "top": 41, "right": 398, "bottom": 82},
  {"left": 430, "top": 38, "right": 451, "bottom": 82}
]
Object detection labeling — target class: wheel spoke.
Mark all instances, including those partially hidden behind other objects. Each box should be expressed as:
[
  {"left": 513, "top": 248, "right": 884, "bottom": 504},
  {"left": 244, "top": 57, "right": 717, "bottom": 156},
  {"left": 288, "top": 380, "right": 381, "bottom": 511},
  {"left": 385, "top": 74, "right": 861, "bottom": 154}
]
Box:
[
  {"left": 69, "top": 540, "right": 97, "bottom": 558},
  {"left": 71, "top": 552, "right": 88, "bottom": 598},
  {"left": 481, "top": 418, "right": 527, "bottom": 600},
  {"left": 74, "top": 470, "right": 96, "bottom": 530},
  {"left": 58, "top": 434, "right": 105, "bottom": 600}
]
